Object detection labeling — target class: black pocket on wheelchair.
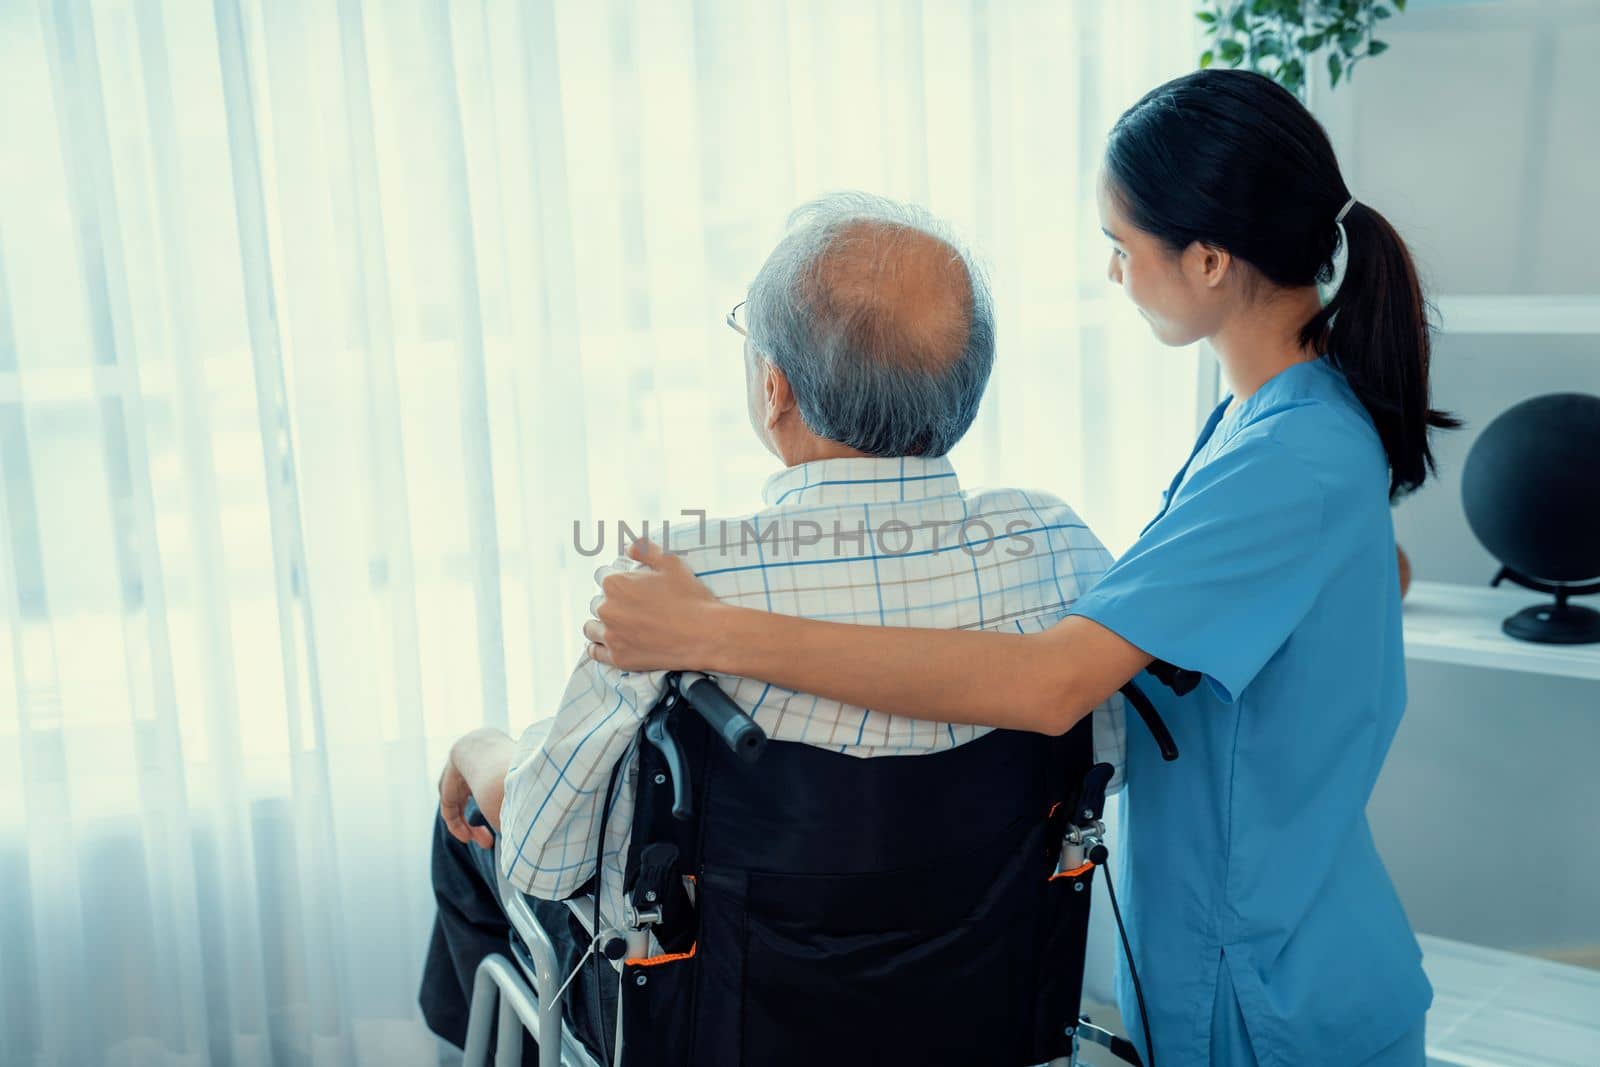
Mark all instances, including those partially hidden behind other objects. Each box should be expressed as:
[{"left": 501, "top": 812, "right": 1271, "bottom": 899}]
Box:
[{"left": 734, "top": 820, "right": 1047, "bottom": 1067}]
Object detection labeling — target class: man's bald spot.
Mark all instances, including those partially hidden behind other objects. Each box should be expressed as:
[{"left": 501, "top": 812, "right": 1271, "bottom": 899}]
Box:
[{"left": 806, "top": 219, "right": 974, "bottom": 373}]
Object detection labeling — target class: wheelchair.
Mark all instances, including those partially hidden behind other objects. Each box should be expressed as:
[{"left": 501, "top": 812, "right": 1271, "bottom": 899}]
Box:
[{"left": 463, "top": 670, "right": 1160, "bottom": 1067}]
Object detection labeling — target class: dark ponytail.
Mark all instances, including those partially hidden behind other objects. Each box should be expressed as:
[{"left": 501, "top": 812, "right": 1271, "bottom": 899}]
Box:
[
  {"left": 1105, "top": 69, "right": 1458, "bottom": 498},
  {"left": 1299, "top": 202, "right": 1459, "bottom": 497}
]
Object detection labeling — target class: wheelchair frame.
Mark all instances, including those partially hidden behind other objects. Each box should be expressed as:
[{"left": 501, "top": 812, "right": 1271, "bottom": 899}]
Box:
[
  {"left": 461, "top": 885, "right": 603, "bottom": 1067},
  {"left": 460, "top": 671, "right": 1146, "bottom": 1067}
]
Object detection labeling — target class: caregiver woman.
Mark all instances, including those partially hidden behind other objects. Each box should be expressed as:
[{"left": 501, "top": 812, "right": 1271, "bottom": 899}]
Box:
[{"left": 587, "top": 69, "right": 1454, "bottom": 1067}]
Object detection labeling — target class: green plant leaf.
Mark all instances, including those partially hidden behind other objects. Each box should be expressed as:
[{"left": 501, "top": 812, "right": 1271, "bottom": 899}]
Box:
[
  {"left": 1280, "top": 57, "right": 1305, "bottom": 91},
  {"left": 1204, "top": 0, "right": 1398, "bottom": 95}
]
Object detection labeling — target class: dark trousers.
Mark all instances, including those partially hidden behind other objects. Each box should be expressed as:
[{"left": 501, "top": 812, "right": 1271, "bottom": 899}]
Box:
[{"left": 419, "top": 814, "right": 617, "bottom": 1064}]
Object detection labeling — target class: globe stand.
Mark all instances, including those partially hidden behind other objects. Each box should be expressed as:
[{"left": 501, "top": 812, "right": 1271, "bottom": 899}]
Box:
[{"left": 1492, "top": 568, "right": 1600, "bottom": 646}]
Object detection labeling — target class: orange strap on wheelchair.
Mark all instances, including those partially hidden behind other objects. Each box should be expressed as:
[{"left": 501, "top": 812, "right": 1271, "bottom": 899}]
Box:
[
  {"left": 1049, "top": 861, "right": 1095, "bottom": 881},
  {"left": 625, "top": 942, "right": 697, "bottom": 968}
]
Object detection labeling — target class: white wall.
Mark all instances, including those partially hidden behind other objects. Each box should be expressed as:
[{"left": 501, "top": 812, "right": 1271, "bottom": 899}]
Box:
[{"left": 1326, "top": 0, "right": 1600, "bottom": 957}]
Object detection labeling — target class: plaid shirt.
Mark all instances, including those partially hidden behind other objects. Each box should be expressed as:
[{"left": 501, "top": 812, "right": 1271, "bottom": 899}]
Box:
[{"left": 499, "top": 455, "right": 1127, "bottom": 951}]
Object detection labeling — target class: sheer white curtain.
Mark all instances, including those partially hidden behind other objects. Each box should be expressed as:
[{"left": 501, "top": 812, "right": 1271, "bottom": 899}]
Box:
[{"left": 0, "top": 1, "right": 1199, "bottom": 1063}]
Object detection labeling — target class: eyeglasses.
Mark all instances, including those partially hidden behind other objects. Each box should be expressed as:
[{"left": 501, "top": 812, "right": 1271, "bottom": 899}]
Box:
[
  {"left": 727, "top": 300, "right": 751, "bottom": 341},
  {"left": 729, "top": 300, "right": 775, "bottom": 360}
]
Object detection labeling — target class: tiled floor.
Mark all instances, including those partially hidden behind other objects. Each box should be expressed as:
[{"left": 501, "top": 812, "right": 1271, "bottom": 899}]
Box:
[
  {"left": 1420, "top": 935, "right": 1600, "bottom": 1067},
  {"left": 1068, "top": 938, "right": 1600, "bottom": 1067}
]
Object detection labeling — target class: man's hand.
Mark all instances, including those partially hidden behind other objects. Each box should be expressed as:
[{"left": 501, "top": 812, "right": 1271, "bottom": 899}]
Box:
[
  {"left": 437, "top": 728, "right": 515, "bottom": 850},
  {"left": 438, "top": 756, "right": 495, "bottom": 849}
]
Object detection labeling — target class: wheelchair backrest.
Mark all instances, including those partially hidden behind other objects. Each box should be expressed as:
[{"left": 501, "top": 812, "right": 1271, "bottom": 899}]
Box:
[{"left": 616, "top": 692, "right": 1104, "bottom": 1067}]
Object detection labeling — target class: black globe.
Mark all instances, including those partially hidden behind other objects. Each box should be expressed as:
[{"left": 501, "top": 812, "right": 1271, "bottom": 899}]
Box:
[{"left": 1461, "top": 392, "right": 1600, "bottom": 644}]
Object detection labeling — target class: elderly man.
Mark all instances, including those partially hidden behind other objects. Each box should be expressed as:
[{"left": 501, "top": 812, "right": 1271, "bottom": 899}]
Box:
[{"left": 419, "top": 192, "right": 1126, "bottom": 1061}]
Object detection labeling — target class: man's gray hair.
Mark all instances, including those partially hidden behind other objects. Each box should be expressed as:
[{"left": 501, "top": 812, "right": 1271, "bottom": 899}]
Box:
[{"left": 744, "top": 192, "right": 994, "bottom": 458}]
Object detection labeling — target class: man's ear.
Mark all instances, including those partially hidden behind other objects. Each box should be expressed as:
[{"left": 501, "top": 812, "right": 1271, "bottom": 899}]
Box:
[
  {"left": 764, "top": 363, "right": 796, "bottom": 430},
  {"left": 1184, "top": 241, "right": 1233, "bottom": 289}
]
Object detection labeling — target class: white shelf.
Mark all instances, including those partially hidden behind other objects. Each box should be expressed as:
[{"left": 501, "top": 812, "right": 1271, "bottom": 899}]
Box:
[
  {"left": 1433, "top": 294, "right": 1600, "bottom": 335},
  {"left": 1421, "top": 933, "right": 1600, "bottom": 1066},
  {"left": 1402, "top": 581, "right": 1600, "bottom": 682}
]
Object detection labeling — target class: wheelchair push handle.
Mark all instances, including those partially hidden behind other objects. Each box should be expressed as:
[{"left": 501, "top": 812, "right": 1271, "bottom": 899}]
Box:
[{"left": 675, "top": 672, "right": 767, "bottom": 764}]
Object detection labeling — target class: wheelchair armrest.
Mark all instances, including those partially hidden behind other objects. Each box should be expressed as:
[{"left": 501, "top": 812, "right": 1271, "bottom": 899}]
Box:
[
  {"left": 500, "top": 846, "right": 568, "bottom": 1067},
  {"left": 461, "top": 799, "right": 562, "bottom": 975},
  {"left": 460, "top": 798, "right": 583, "bottom": 1067},
  {"left": 462, "top": 799, "right": 562, "bottom": 980},
  {"left": 498, "top": 870, "right": 561, "bottom": 990}
]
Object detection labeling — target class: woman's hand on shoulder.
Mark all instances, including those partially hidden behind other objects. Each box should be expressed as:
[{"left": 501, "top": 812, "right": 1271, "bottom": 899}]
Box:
[{"left": 584, "top": 539, "right": 724, "bottom": 672}]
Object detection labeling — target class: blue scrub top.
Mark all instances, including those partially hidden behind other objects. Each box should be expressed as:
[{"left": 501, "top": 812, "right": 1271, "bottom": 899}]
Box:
[{"left": 1069, "top": 357, "right": 1432, "bottom": 1066}]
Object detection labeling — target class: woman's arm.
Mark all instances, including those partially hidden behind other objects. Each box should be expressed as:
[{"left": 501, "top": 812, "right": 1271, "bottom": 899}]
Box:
[{"left": 585, "top": 541, "right": 1153, "bottom": 735}]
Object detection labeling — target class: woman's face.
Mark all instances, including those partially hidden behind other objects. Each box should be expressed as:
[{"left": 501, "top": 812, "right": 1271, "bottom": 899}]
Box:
[{"left": 1098, "top": 172, "right": 1229, "bottom": 348}]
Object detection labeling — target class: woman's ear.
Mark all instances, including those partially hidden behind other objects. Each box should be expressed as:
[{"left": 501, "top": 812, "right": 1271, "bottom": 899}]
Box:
[{"left": 1184, "top": 241, "right": 1233, "bottom": 289}]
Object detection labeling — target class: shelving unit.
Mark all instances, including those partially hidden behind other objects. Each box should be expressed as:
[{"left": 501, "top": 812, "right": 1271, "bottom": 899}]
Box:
[
  {"left": 1306, "top": 9, "right": 1600, "bottom": 1059},
  {"left": 1402, "top": 581, "right": 1600, "bottom": 683},
  {"left": 1401, "top": 288, "right": 1600, "bottom": 1060}
]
